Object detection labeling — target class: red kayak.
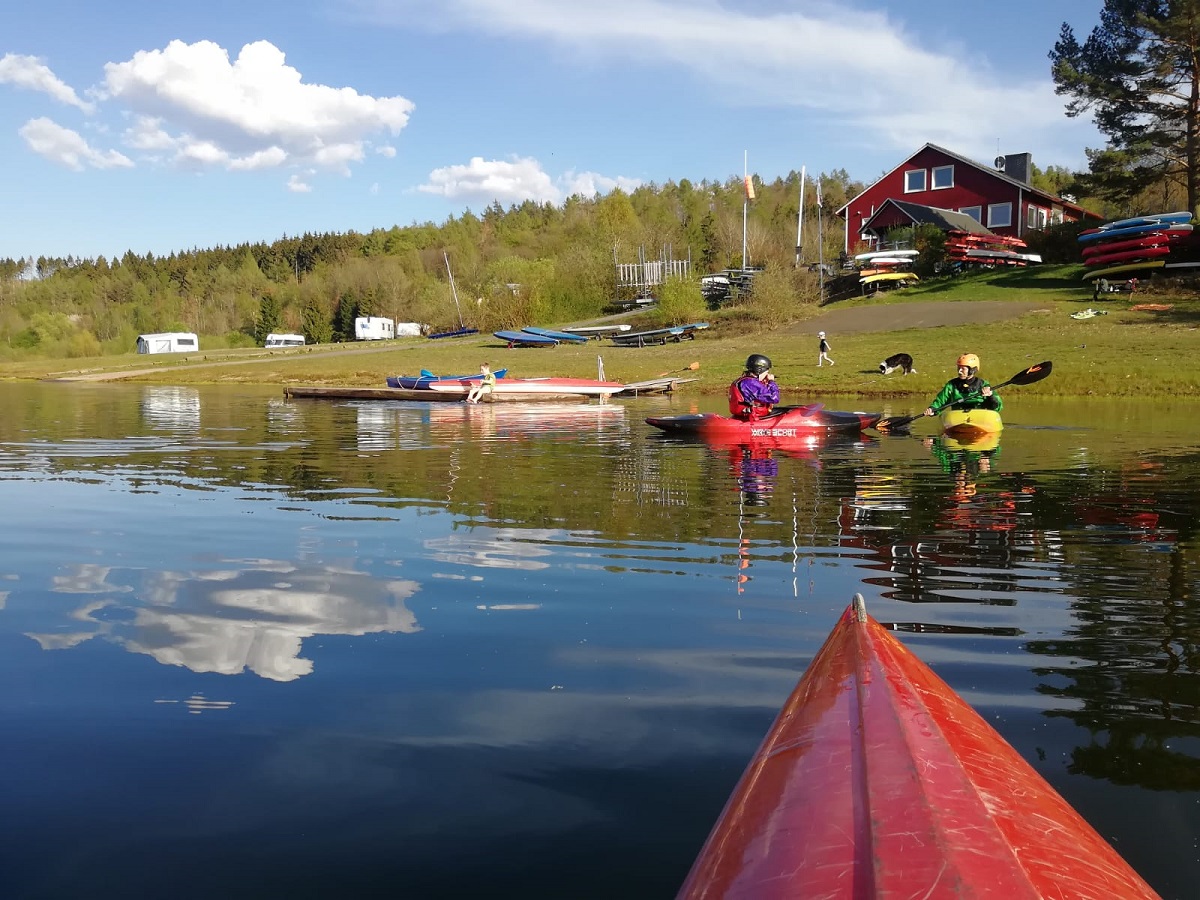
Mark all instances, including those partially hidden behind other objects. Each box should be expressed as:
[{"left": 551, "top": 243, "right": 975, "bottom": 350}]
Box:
[
  {"left": 646, "top": 406, "right": 881, "bottom": 442},
  {"left": 678, "top": 596, "right": 1161, "bottom": 899}
]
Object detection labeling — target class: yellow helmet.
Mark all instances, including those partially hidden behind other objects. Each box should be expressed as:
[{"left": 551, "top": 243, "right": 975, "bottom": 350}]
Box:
[{"left": 957, "top": 353, "right": 980, "bottom": 370}]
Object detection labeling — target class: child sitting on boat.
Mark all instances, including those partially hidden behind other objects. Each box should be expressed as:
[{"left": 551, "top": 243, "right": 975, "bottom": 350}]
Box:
[{"left": 466, "top": 364, "right": 496, "bottom": 403}]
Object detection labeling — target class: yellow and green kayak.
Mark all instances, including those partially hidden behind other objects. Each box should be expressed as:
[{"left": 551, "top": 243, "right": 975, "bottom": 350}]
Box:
[{"left": 941, "top": 408, "right": 1003, "bottom": 436}]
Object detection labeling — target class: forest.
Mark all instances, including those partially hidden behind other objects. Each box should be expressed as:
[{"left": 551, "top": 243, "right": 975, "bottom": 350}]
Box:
[{"left": 0, "top": 163, "right": 1095, "bottom": 361}]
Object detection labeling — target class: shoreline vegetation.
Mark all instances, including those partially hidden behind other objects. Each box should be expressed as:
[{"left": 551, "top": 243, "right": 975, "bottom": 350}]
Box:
[{"left": 4, "top": 264, "right": 1200, "bottom": 399}]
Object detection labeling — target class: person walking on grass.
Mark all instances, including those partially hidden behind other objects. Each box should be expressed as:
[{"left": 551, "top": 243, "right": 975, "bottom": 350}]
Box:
[{"left": 817, "top": 331, "right": 834, "bottom": 367}]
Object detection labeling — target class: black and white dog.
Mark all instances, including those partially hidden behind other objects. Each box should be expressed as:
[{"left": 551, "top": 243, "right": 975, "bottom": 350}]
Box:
[{"left": 879, "top": 353, "right": 916, "bottom": 376}]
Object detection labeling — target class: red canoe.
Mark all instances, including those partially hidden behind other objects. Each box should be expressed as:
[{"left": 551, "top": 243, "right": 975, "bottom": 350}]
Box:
[
  {"left": 678, "top": 596, "right": 1162, "bottom": 899},
  {"left": 646, "top": 407, "right": 881, "bottom": 443}
]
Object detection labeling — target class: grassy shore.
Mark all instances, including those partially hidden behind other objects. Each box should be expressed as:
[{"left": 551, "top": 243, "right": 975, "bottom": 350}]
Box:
[{"left": 5, "top": 264, "right": 1200, "bottom": 399}]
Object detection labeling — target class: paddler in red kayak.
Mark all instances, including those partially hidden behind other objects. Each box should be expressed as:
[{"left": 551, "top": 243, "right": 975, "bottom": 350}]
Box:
[{"left": 729, "top": 354, "right": 780, "bottom": 420}]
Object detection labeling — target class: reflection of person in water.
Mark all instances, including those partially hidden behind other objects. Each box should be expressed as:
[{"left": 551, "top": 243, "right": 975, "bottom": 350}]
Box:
[
  {"left": 925, "top": 434, "right": 1021, "bottom": 536},
  {"left": 925, "top": 434, "right": 999, "bottom": 480},
  {"left": 732, "top": 445, "right": 778, "bottom": 507},
  {"left": 730, "top": 446, "right": 778, "bottom": 593}
]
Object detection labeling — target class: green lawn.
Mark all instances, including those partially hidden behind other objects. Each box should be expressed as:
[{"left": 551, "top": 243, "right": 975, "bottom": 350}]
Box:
[{"left": 4, "top": 265, "right": 1199, "bottom": 399}]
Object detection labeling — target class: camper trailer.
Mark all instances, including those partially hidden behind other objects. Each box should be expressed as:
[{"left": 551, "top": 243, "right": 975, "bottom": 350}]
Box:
[
  {"left": 264, "top": 333, "right": 306, "bottom": 348},
  {"left": 354, "top": 317, "right": 395, "bottom": 341},
  {"left": 136, "top": 332, "right": 199, "bottom": 354}
]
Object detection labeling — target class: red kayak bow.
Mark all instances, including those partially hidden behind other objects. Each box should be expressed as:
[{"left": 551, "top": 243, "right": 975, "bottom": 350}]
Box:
[{"left": 678, "top": 595, "right": 1161, "bottom": 899}]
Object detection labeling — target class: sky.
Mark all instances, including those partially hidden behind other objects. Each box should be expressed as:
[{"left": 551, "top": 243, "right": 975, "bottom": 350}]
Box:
[{"left": 0, "top": 0, "right": 1106, "bottom": 262}]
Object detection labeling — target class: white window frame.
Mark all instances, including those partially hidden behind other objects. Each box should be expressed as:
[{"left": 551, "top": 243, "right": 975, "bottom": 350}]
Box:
[
  {"left": 931, "top": 165, "right": 954, "bottom": 190},
  {"left": 959, "top": 206, "right": 982, "bottom": 223},
  {"left": 904, "top": 169, "right": 926, "bottom": 193},
  {"left": 1027, "top": 206, "right": 1049, "bottom": 230},
  {"left": 987, "top": 202, "right": 1012, "bottom": 228}
]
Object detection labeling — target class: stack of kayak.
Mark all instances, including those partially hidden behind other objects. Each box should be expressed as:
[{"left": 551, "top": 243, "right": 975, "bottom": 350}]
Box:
[
  {"left": 853, "top": 248, "right": 919, "bottom": 290},
  {"left": 1078, "top": 210, "right": 1197, "bottom": 281},
  {"left": 945, "top": 231, "right": 1041, "bottom": 267},
  {"left": 677, "top": 595, "right": 1161, "bottom": 899}
]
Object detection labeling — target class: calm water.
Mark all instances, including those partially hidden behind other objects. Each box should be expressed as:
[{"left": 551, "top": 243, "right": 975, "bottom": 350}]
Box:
[{"left": 2, "top": 383, "right": 1198, "bottom": 899}]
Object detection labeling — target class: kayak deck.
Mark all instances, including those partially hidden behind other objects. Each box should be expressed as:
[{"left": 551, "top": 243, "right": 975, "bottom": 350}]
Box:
[
  {"left": 678, "top": 596, "right": 1160, "bottom": 899},
  {"left": 941, "top": 407, "right": 1003, "bottom": 436}
]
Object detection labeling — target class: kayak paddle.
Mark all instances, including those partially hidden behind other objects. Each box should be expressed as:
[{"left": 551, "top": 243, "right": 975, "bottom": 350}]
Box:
[
  {"left": 876, "top": 361, "right": 1052, "bottom": 431},
  {"left": 658, "top": 361, "right": 700, "bottom": 377}
]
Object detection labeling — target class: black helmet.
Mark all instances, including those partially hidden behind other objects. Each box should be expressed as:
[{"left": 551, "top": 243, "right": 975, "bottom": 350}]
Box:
[{"left": 745, "top": 353, "right": 772, "bottom": 374}]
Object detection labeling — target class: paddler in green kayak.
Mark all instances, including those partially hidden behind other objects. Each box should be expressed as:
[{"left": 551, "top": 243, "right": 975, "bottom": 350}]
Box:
[{"left": 923, "top": 352, "right": 1003, "bottom": 418}]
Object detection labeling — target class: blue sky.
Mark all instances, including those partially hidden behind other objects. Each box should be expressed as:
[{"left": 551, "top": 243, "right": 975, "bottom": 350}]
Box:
[{"left": 0, "top": 0, "right": 1104, "bottom": 262}]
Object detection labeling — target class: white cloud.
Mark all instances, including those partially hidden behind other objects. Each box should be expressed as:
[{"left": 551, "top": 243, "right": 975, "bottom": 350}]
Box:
[
  {"left": 560, "top": 170, "right": 642, "bottom": 198},
  {"left": 0, "top": 53, "right": 95, "bottom": 112},
  {"left": 18, "top": 117, "right": 133, "bottom": 171},
  {"left": 101, "top": 40, "right": 415, "bottom": 178},
  {"left": 418, "top": 155, "right": 640, "bottom": 206},
  {"left": 359, "top": 0, "right": 1089, "bottom": 163},
  {"left": 288, "top": 173, "right": 314, "bottom": 193}
]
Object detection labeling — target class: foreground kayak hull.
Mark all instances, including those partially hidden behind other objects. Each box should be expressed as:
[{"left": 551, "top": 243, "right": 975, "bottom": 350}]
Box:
[
  {"left": 941, "top": 407, "right": 1002, "bottom": 436},
  {"left": 646, "top": 408, "right": 881, "bottom": 442},
  {"left": 678, "top": 597, "right": 1161, "bottom": 899}
]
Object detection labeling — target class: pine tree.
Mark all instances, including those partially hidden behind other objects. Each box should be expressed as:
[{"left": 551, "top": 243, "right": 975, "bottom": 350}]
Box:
[{"left": 1051, "top": 2, "right": 1200, "bottom": 212}]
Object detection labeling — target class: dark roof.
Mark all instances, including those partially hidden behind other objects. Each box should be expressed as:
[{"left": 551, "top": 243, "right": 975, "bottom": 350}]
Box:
[{"left": 864, "top": 200, "right": 993, "bottom": 235}]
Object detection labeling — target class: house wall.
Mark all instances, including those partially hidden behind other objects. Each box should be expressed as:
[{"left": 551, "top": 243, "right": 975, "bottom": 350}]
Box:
[{"left": 845, "top": 147, "right": 1027, "bottom": 251}]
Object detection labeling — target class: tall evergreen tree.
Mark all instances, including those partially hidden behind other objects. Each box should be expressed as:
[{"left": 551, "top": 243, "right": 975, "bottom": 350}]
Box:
[{"left": 1051, "top": 2, "right": 1200, "bottom": 213}]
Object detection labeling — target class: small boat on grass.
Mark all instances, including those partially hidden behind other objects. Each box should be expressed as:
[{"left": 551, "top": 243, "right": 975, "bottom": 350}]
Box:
[
  {"left": 677, "top": 595, "right": 1161, "bottom": 899},
  {"left": 494, "top": 330, "right": 559, "bottom": 347},
  {"left": 561, "top": 324, "right": 633, "bottom": 338},
  {"left": 522, "top": 327, "right": 588, "bottom": 344},
  {"left": 646, "top": 406, "right": 881, "bottom": 443},
  {"left": 611, "top": 322, "right": 709, "bottom": 347}
]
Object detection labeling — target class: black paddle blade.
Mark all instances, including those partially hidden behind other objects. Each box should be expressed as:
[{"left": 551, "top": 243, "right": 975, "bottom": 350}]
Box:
[
  {"left": 875, "top": 412, "right": 923, "bottom": 432},
  {"left": 995, "top": 360, "right": 1052, "bottom": 389}
]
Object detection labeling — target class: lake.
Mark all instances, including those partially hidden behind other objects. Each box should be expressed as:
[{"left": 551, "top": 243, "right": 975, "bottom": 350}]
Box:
[{"left": 2, "top": 383, "right": 1198, "bottom": 899}]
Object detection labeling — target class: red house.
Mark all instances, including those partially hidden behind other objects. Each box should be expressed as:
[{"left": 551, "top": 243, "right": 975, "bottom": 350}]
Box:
[{"left": 836, "top": 144, "right": 1102, "bottom": 254}]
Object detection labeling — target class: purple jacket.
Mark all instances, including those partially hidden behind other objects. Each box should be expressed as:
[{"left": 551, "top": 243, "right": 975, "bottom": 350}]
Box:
[{"left": 729, "top": 375, "right": 780, "bottom": 418}]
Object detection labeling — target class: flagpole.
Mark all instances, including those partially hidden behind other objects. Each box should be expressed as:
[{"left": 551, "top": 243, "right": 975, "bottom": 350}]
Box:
[
  {"left": 742, "top": 150, "right": 748, "bottom": 270},
  {"left": 816, "top": 176, "right": 825, "bottom": 301},
  {"left": 796, "top": 165, "right": 806, "bottom": 267}
]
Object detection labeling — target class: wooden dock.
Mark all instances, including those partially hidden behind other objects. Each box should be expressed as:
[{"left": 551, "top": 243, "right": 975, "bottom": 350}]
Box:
[{"left": 283, "top": 378, "right": 694, "bottom": 403}]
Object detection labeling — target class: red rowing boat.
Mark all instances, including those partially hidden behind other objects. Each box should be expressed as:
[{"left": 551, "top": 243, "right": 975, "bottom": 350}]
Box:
[{"left": 678, "top": 595, "right": 1161, "bottom": 899}]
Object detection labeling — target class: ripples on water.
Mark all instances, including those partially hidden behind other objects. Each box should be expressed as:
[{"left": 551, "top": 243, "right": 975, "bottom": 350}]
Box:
[{"left": 0, "top": 385, "right": 1197, "bottom": 898}]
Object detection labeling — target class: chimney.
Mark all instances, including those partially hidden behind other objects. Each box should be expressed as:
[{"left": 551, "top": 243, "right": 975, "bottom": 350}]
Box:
[{"left": 1002, "top": 153, "right": 1032, "bottom": 185}]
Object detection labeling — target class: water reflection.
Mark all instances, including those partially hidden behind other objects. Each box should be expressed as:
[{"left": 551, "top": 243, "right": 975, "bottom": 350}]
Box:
[
  {"left": 26, "top": 559, "right": 421, "bottom": 681},
  {"left": 2, "top": 385, "right": 1200, "bottom": 898},
  {"left": 140, "top": 386, "right": 201, "bottom": 431}
]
